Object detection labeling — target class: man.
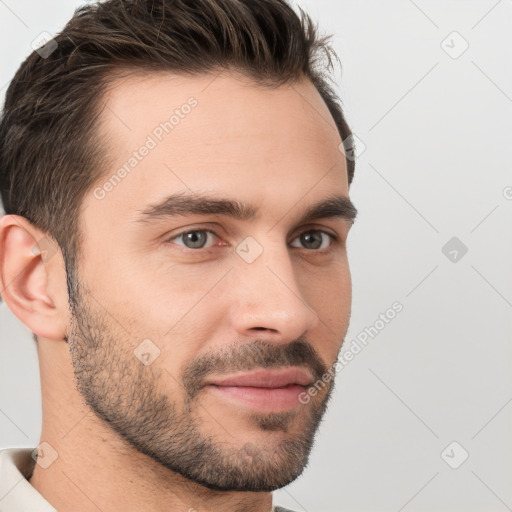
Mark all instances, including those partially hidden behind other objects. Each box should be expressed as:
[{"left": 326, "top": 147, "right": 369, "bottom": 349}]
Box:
[{"left": 0, "top": 0, "right": 357, "bottom": 510}]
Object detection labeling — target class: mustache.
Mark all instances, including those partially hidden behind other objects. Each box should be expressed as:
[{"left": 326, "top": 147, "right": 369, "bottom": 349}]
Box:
[{"left": 182, "top": 338, "right": 328, "bottom": 402}]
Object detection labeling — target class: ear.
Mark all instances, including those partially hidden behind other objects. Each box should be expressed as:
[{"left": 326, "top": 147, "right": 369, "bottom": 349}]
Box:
[{"left": 0, "top": 214, "right": 69, "bottom": 341}]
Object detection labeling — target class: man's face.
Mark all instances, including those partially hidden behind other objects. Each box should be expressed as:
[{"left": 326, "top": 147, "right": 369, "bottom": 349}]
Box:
[{"left": 67, "top": 71, "right": 355, "bottom": 491}]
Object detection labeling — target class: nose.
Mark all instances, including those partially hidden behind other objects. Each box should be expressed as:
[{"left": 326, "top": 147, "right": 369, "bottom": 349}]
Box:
[{"left": 227, "top": 242, "right": 319, "bottom": 342}]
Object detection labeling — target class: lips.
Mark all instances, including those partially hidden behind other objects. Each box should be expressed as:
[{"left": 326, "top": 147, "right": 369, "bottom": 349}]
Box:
[{"left": 205, "top": 368, "right": 315, "bottom": 389}]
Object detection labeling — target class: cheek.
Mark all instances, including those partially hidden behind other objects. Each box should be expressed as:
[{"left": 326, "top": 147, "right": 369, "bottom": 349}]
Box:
[
  {"left": 107, "top": 264, "right": 230, "bottom": 365},
  {"left": 300, "top": 256, "right": 351, "bottom": 305},
  {"left": 102, "top": 252, "right": 226, "bottom": 326},
  {"left": 299, "top": 259, "right": 351, "bottom": 346}
]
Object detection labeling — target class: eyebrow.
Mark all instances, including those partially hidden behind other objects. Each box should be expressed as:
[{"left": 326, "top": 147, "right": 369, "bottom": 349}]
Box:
[{"left": 134, "top": 192, "right": 357, "bottom": 226}]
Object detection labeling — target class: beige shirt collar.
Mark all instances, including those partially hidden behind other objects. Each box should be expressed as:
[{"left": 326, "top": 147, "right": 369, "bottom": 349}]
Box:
[{"left": 0, "top": 448, "right": 56, "bottom": 512}]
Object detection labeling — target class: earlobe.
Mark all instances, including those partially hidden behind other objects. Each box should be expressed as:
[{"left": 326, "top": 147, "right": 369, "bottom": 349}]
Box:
[{"left": 0, "top": 214, "right": 68, "bottom": 341}]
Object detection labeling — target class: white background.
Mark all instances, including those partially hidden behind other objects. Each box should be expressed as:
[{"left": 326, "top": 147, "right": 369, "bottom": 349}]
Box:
[{"left": 1, "top": 1, "right": 511, "bottom": 511}]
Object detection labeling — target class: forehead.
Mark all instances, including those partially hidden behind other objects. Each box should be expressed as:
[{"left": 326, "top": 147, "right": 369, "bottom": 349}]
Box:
[{"left": 84, "top": 70, "right": 348, "bottom": 231}]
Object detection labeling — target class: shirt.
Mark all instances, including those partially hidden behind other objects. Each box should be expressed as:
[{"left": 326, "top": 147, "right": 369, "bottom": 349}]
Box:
[
  {"left": 0, "top": 448, "right": 56, "bottom": 511},
  {"left": 0, "top": 448, "right": 297, "bottom": 512}
]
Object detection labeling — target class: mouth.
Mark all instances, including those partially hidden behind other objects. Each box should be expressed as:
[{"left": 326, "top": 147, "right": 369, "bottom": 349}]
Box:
[{"left": 204, "top": 368, "right": 315, "bottom": 412}]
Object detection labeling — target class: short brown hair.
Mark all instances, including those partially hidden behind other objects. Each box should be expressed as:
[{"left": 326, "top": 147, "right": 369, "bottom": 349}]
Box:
[{"left": 0, "top": 0, "right": 354, "bottom": 293}]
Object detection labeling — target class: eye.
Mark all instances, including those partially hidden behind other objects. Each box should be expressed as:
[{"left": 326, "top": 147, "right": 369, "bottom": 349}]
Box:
[
  {"left": 168, "top": 229, "right": 218, "bottom": 249},
  {"left": 290, "top": 230, "right": 336, "bottom": 250},
  {"left": 165, "top": 228, "right": 337, "bottom": 252}
]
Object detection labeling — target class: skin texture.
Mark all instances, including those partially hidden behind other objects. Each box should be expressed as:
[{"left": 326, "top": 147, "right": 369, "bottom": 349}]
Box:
[{"left": 0, "top": 70, "right": 354, "bottom": 512}]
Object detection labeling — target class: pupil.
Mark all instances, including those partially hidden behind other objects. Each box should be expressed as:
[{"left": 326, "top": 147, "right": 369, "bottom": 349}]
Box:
[
  {"left": 302, "top": 231, "right": 322, "bottom": 249},
  {"left": 185, "top": 231, "right": 206, "bottom": 248}
]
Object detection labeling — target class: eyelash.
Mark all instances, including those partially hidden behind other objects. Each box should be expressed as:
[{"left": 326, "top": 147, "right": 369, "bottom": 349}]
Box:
[{"left": 165, "top": 228, "right": 340, "bottom": 253}]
